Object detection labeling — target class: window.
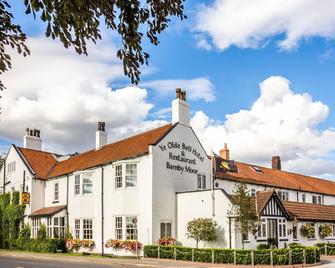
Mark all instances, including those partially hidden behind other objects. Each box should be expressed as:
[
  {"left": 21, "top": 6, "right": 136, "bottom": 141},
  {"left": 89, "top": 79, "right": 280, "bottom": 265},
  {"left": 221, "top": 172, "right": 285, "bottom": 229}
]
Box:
[
  {"left": 125, "top": 164, "right": 137, "bottom": 188},
  {"left": 126, "top": 216, "right": 138, "bottom": 240},
  {"left": 31, "top": 218, "right": 41, "bottom": 238},
  {"left": 278, "top": 191, "right": 289, "bottom": 201},
  {"left": 197, "top": 174, "right": 206, "bottom": 189},
  {"left": 257, "top": 218, "right": 266, "bottom": 238},
  {"left": 75, "top": 219, "right": 80, "bottom": 239},
  {"left": 83, "top": 219, "right": 93, "bottom": 239},
  {"left": 318, "top": 196, "right": 322, "bottom": 205},
  {"left": 82, "top": 174, "right": 93, "bottom": 194},
  {"left": 279, "top": 219, "right": 286, "bottom": 237},
  {"left": 54, "top": 183, "right": 59, "bottom": 201},
  {"left": 7, "top": 161, "right": 15, "bottom": 174},
  {"left": 242, "top": 230, "right": 249, "bottom": 241},
  {"left": 160, "top": 222, "right": 172, "bottom": 238},
  {"left": 292, "top": 224, "right": 298, "bottom": 240},
  {"left": 53, "top": 217, "right": 65, "bottom": 238},
  {"left": 115, "top": 165, "right": 123, "bottom": 189},
  {"left": 47, "top": 217, "right": 52, "bottom": 238},
  {"left": 74, "top": 175, "right": 80, "bottom": 195},
  {"left": 251, "top": 189, "right": 256, "bottom": 197},
  {"left": 302, "top": 194, "right": 306, "bottom": 203},
  {"left": 115, "top": 217, "right": 123, "bottom": 239}
]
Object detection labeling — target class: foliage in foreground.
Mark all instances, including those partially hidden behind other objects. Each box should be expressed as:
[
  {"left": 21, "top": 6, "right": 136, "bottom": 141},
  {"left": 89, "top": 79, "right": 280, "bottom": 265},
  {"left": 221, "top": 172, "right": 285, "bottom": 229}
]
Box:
[
  {"left": 144, "top": 245, "right": 320, "bottom": 265},
  {"left": 186, "top": 218, "right": 217, "bottom": 248}
]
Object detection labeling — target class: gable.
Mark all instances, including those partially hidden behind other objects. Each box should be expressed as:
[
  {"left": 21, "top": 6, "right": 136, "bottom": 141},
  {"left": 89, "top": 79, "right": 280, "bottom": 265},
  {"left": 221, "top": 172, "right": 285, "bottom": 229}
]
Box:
[{"left": 257, "top": 192, "right": 290, "bottom": 219}]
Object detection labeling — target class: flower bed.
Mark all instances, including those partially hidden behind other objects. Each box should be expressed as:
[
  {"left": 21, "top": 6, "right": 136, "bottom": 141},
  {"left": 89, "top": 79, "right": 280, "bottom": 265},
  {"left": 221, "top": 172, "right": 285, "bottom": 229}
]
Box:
[{"left": 143, "top": 245, "right": 320, "bottom": 265}]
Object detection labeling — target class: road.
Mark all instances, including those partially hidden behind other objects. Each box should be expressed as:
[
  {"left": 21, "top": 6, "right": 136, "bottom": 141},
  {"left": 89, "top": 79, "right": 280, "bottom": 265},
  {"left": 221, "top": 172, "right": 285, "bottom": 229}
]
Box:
[{"left": 0, "top": 256, "right": 131, "bottom": 268}]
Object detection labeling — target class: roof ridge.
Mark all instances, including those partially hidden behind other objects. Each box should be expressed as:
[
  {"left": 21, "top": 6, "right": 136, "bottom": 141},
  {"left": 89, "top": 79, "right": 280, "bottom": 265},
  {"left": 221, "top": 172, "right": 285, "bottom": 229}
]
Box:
[{"left": 18, "top": 146, "right": 61, "bottom": 156}]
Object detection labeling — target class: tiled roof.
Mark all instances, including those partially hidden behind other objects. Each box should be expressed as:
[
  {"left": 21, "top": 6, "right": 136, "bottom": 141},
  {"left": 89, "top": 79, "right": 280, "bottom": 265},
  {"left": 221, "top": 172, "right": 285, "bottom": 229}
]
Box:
[
  {"left": 47, "top": 123, "right": 173, "bottom": 178},
  {"left": 283, "top": 201, "right": 335, "bottom": 222},
  {"left": 17, "top": 147, "right": 58, "bottom": 179},
  {"left": 30, "top": 205, "right": 66, "bottom": 217},
  {"left": 255, "top": 190, "right": 273, "bottom": 215},
  {"left": 215, "top": 156, "right": 335, "bottom": 196}
]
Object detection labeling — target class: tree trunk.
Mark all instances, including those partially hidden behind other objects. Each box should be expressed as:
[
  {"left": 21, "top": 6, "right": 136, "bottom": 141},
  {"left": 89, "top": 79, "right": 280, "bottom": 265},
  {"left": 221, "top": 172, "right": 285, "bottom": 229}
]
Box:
[{"left": 196, "top": 239, "right": 199, "bottom": 248}]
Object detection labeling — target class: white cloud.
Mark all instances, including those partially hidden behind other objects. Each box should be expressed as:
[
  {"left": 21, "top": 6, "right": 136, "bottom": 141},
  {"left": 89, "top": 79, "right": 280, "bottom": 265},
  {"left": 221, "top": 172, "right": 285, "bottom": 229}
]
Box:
[
  {"left": 195, "top": 0, "right": 335, "bottom": 51},
  {"left": 141, "top": 77, "right": 216, "bottom": 102},
  {"left": 0, "top": 37, "right": 165, "bottom": 154},
  {"left": 191, "top": 76, "right": 335, "bottom": 178}
]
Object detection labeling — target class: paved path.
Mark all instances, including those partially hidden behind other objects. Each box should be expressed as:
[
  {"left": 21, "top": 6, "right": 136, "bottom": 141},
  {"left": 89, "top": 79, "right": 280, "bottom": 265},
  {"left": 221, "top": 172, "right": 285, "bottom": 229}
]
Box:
[{"left": 0, "top": 251, "right": 332, "bottom": 268}]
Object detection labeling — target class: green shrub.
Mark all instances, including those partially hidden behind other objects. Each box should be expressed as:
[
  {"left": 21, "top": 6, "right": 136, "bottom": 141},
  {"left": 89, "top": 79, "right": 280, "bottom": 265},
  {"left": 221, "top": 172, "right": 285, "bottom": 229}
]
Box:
[
  {"left": 257, "top": 244, "right": 270, "bottom": 250},
  {"left": 254, "top": 250, "right": 271, "bottom": 265},
  {"left": 193, "top": 248, "right": 212, "bottom": 262},
  {"left": 143, "top": 244, "right": 320, "bottom": 265},
  {"left": 316, "top": 243, "right": 335, "bottom": 255},
  {"left": 175, "top": 246, "right": 192, "bottom": 261},
  {"left": 289, "top": 242, "right": 302, "bottom": 249},
  {"left": 144, "top": 245, "right": 159, "bottom": 258},
  {"left": 37, "top": 224, "right": 46, "bottom": 239},
  {"left": 16, "top": 238, "right": 66, "bottom": 253},
  {"left": 159, "top": 245, "right": 174, "bottom": 259},
  {"left": 213, "top": 249, "right": 234, "bottom": 263}
]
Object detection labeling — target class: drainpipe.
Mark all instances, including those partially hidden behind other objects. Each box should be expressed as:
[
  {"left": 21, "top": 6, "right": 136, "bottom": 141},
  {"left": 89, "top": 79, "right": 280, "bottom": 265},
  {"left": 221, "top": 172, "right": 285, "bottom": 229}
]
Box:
[
  {"left": 2, "top": 158, "right": 6, "bottom": 193},
  {"left": 66, "top": 174, "right": 69, "bottom": 235},
  {"left": 22, "top": 170, "right": 26, "bottom": 192},
  {"left": 228, "top": 216, "right": 232, "bottom": 249},
  {"left": 101, "top": 166, "right": 105, "bottom": 255}
]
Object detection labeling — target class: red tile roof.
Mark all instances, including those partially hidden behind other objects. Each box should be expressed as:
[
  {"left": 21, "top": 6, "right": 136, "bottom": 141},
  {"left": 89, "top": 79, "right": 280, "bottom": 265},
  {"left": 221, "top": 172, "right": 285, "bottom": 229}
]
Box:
[
  {"left": 17, "top": 147, "right": 58, "bottom": 179},
  {"left": 283, "top": 201, "right": 335, "bottom": 222},
  {"left": 47, "top": 123, "right": 173, "bottom": 178},
  {"left": 215, "top": 157, "right": 335, "bottom": 196},
  {"left": 255, "top": 190, "right": 274, "bottom": 215},
  {"left": 30, "top": 205, "right": 66, "bottom": 217}
]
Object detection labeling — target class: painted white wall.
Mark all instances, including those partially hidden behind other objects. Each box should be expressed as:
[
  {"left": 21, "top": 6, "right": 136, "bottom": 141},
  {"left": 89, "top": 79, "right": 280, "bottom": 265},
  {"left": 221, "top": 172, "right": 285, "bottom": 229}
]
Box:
[{"left": 177, "top": 189, "right": 232, "bottom": 248}]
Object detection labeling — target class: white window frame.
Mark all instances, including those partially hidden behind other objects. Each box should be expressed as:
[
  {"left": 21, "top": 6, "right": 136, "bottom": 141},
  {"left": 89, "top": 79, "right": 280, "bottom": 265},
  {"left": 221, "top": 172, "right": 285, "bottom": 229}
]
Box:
[
  {"left": 115, "top": 216, "right": 123, "bottom": 240},
  {"left": 7, "top": 161, "right": 15, "bottom": 174},
  {"left": 126, "top": 216, "right": 138, "bottom": 240},
  {"left": 257, "top": 218, "right": 267, "bottom": 238},
  {"left": 278, "top": 219, "right": 287, "bottom": 237},
  {"left": 54, "top": 182, "right": 59, "bottom": 202},
  {"left": 74, "top": 219, "right": 81, "bottom": 239},
  {"left": 160, "top": 221, "right": 172, "bottom": 238},
  {"left": 302, "top": 194, "right": 306, "bottom": 203},
  {"left": 83, "top": 219, "right": 93, "bottom": 240},
  {"left": 53, "top": 216, "right": 65, "bottom": 238},
  {"left": 32, "top": 218, "right": 41, "bottom": 238},
  {"left": 115, "top": 165, "right": 123, "bottom": 189},
  {"left": 125, "top": 164, "right": 137, "bottom": 188},
  {"left": 278, "top": 190, "right": 289, "bottom": 201},
  {"left": 74, "top": 175, "right": 81, "bottom": 195},
  {"left": 292, "top": 223, "right": 298, "bottom": 240},
  {"left": 82, "top": 173, "right": 93, "bottom": 194},
  {"left": 197, "top": 174, "right": 206, "bottom": 190}
]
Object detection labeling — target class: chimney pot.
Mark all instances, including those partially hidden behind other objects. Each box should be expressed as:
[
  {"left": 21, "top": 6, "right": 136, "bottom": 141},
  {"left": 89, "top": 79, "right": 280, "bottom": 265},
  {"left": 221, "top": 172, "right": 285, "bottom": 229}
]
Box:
[
  {"left": 219, "top": 143, "right": 230, "bottom": 160},
  {"left": 272, "top": 156, "right": 281, "bottom": 170},
  {"left": 96, "top": 121, "right": 107, "bottom": 149},
  {"left": 24, "top": 127, "right": 42, "bottom": 150},
  {"left": 172, "top": 88, "right": 190, "bottom": 126}
]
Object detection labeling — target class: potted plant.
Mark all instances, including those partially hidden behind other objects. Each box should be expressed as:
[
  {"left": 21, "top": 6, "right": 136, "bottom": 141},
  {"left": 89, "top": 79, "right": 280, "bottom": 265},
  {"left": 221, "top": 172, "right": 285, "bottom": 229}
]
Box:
[
  {"left": 319, "top": 224, "right": 332, "bottom": 239},
  {"left": 158, "top": 237, "right": 176, "bottom": 246},
  {"left": 81, "top": 240, "right": 95, "bottom": 253},
  {"left": 300, "top": 223, "right": 315, "bottom": 239}
]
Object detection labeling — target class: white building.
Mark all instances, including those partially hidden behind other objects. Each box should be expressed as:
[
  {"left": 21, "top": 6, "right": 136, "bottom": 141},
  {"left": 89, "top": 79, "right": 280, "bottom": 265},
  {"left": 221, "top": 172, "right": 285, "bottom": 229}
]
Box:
[{"left": 1, "top": 89, "right": 335, "bottom": 254}]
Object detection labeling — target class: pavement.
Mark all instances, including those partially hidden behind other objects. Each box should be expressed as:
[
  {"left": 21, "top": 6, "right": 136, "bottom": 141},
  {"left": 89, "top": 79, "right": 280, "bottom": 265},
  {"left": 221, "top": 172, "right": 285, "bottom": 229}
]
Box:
[{"left": 0, "top": 251, "right": 332, "bottom": 268}]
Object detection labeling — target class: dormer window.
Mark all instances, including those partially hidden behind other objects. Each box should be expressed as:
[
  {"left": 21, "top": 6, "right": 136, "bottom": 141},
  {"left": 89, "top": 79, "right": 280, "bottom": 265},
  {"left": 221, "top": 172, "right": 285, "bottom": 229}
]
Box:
[{"left": 249, "top": 166, "right": 262, "bottom": 173}]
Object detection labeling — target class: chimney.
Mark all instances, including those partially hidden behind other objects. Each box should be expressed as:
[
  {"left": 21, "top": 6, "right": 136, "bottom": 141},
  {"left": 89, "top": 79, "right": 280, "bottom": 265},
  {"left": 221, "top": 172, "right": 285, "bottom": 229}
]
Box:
[
  {"left": 172, "top": 88, "right": 190, "bottom": 126},
  {"left": 272, "top": 156, "right": 281, "bottom": 170},
  {"left": 23, "top": 128, "right": 42, "bottom": 151},
  {"left": 219, "top": 143, "right": 230, "bottom": 160},
  {"left": 96, "top": 122, "right": 107, "bottom": 150}
]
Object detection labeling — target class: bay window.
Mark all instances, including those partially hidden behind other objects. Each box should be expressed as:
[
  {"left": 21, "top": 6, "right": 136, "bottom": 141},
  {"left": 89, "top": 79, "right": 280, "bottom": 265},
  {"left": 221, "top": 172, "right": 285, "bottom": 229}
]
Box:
[
  {"left": 74, "top": 219, "right": 80, "bottom": 239},
  {"left": 279, "top": 219, "right": 286, "bottom": 237},
  {"left": 32, "top": 218, "right": 41, "bottom": 238},
  {"left": 257, "top": 218, "right": 266, "bottom": 238},
  {"left": 53, "top": 217, "right": 65, "bottom": 238}
]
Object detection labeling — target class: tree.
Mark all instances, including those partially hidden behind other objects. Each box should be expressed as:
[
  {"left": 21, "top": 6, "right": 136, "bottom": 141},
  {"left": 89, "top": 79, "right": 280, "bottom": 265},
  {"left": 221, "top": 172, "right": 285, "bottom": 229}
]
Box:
[
  {"left": 186, "top": 218, "right": 217, "bottom": 248},
  {"left": 229, "top": 182, "right": 258, "bottom": 249},
  {"left": 0, "top": 0, "right": 186, "bottom": 92}
]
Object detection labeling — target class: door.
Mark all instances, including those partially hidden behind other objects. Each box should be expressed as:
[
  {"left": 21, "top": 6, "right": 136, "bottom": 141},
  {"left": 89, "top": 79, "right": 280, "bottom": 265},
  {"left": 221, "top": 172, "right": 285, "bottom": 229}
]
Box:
[{"left": 267, "top": 219, "right": 278, "bottom": 248}]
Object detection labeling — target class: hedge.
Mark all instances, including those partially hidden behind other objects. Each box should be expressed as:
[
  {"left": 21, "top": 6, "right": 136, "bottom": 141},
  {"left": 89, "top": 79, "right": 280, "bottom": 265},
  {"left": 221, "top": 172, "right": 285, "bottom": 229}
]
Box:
[
  {"left": 143, "top": 245, "right": 320, "bottom": 265},
  {"left": 316, "top": 243, "right": 335, "bottom": 255},
  {"left": 15, "top": 238, "right": 66, "bottom": 253}
]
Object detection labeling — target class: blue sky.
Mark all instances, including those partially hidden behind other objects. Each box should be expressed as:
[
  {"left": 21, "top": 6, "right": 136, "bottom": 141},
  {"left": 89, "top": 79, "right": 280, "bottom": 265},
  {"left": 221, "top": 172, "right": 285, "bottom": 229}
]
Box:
[{"left": 1, "top": 0, "right": 335, "bottom": 178}]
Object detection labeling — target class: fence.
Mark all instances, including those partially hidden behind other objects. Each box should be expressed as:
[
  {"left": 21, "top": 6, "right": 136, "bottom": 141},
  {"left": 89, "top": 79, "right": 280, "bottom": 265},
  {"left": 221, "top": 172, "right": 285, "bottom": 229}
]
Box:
[{"left": 144, "top": 245, "right": 320, "bottom": 266}]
